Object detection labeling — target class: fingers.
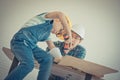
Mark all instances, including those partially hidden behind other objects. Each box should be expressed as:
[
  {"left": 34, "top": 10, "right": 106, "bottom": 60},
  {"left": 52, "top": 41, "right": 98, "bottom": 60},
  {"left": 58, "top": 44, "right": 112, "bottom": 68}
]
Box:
[
  {"left": 64, "top": 37, "right": 72, "bottom": 50},
  {"left": 63, "top": 33, "right": 73, "bottom": 50}
]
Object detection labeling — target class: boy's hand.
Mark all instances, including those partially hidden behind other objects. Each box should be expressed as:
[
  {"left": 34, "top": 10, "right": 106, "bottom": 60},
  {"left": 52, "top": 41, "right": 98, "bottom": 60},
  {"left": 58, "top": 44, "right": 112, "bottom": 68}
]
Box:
[{"left": 49, "top": 47, "right": 62, "bottom": 59}]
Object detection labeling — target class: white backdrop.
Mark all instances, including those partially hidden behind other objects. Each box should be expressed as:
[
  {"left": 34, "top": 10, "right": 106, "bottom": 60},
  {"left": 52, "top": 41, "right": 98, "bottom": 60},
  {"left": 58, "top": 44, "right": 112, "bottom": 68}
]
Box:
[{"left": 0, "top": 0, "right": 120, "bottom": 80}]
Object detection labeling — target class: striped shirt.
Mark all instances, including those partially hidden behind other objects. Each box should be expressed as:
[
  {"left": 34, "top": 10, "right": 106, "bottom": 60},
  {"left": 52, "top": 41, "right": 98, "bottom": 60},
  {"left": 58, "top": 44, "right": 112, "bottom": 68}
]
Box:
[{"left": 23, "top": 12, "right": 52, "bottom": 27}]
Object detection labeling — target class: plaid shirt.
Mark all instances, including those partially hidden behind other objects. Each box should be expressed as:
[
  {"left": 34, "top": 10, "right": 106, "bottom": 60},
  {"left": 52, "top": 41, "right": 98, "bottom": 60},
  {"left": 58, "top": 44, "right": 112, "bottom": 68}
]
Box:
[
  {"left": 47, "top": 41, "right": 86, "bottom": 59},
  {"left": 48, "top": 41, "right": 86, "bottom": 80}
]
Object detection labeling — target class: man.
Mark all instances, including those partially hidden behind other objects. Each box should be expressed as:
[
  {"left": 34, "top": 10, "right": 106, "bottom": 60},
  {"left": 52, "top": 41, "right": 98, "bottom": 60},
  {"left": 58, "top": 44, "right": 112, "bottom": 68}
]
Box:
[{"left": 47, "top": 24, "right": 86, "bottom": 80}]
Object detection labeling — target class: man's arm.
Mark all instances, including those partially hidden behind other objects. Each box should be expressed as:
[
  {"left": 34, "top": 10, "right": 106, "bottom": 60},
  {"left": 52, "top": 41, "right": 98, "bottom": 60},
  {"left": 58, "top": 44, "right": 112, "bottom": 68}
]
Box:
[{"left": 73, "top": 45, "right": 86, "bottom": 59}]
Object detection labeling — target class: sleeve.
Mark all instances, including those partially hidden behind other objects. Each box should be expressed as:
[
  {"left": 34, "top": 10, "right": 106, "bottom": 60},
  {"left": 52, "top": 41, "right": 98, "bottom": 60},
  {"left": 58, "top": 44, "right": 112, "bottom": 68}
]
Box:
[
  {"left": 53, "top": 41, "right": 61, "bottom": 47},
  {"left": 76, "top": 50, "right": 86, "bottom": 59},
  {"left": 23, "top": 12, "right": 52, "bottom": 27},
  {"left": 74, "top": 46, "right": 86, "bottom": 59},
  {"left": 38, "top": 12, "right": 52, "bottom": 20}
]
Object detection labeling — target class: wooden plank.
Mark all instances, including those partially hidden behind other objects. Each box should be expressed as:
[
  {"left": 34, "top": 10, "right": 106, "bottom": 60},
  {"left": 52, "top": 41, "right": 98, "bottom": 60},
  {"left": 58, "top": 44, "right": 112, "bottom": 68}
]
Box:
[
  {"left": 2, "top": 47, "right": 14, "bottom": 60},
  {"left": 58, "top": 55, "right": 118, "bottom": 78},
  {"left": 51, "top": 64, "right": 104, "bottom": 80}
]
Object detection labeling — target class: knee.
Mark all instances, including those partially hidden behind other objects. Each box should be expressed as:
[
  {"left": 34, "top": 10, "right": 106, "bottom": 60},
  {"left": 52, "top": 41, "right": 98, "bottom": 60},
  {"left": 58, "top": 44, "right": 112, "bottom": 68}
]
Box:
[
  {"left": 43, "top": 55, "right": 53, "bottom": 63},
  {"left": 21, "top": 61, "right": 34, "bottom": 72}
]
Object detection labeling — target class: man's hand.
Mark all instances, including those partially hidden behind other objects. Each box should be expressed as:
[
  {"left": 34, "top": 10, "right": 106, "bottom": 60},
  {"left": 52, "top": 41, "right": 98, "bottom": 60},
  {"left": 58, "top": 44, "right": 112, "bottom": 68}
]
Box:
[{"left": 63, "top": 34, "right": 72, "bottom": 50}]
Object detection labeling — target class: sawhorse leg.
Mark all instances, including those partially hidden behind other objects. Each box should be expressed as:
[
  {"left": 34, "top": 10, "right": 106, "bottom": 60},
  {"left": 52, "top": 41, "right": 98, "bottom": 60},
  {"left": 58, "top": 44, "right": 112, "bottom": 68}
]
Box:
[
  {"left": 8, "top": 57, "right": 19, "bottom": 74},
  {"left": 85, "top": 73, "right": 92, "bottom": 80}
]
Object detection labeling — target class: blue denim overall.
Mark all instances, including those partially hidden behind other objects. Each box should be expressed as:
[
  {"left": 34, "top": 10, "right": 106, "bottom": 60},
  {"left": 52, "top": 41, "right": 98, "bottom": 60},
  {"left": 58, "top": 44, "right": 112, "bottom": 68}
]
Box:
[{"left": 5, "top": 19, "right": 53, "bottom": 80}]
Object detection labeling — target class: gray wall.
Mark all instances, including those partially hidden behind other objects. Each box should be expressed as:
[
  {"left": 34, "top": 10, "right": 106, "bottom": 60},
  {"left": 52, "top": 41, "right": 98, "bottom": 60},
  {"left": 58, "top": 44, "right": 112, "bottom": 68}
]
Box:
[{"left": 0, "top": 0, "right": 120, "bottom": 80}]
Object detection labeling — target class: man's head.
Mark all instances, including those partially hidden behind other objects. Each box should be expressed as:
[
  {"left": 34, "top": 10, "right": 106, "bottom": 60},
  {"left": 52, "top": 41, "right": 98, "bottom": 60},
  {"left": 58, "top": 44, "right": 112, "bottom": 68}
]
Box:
[{"left": 71, "top": 24, "right": 85, "bottom": 49}]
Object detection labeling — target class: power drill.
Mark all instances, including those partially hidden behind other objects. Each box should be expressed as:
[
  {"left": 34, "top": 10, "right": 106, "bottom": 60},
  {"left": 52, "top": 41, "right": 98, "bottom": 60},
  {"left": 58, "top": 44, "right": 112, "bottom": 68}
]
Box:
[{"left": 63, "top": 34, "right": 70, "bottom": 50}]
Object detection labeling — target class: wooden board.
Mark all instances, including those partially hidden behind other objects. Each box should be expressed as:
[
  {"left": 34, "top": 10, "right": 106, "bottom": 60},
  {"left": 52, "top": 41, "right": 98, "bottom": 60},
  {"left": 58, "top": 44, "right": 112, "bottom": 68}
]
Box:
[
  {"left": 58, "top": 55, "right": 118, "bottom": 78},
  {"left": 2, "top": 47, "right": 14, "bottom": 60},
  {"left": 50, "top": 64, "right": 104, "bottom": 80}
]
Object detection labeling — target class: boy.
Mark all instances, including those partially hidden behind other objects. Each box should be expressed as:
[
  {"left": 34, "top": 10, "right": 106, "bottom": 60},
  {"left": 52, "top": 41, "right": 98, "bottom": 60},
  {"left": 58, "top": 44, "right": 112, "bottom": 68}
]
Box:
[{"left": 5, "top": 11, "right": 72, "bottom": 80}]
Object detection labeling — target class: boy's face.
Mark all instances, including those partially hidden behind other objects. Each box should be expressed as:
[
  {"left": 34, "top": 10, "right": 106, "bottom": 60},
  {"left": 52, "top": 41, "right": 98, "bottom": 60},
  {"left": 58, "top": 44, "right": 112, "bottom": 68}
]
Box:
[
  {"left": 51, "top": 19, "right": 63, "bottom": 35},
  {"left": 71, "top": 31, "right": 81, "bottom": 49}
]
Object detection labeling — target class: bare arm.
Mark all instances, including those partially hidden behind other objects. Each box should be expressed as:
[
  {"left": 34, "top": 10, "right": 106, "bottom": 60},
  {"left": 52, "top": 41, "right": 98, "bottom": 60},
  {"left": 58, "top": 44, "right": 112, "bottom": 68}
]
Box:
[
  {"left": 45, "top": 11, "right": 71, "bottom": 37},
  {"left": 45, "top": 11, "right": 72, "bottom": 48},
  {"left": 46, "top": 40, "right": 55, "bottom": 50}
]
